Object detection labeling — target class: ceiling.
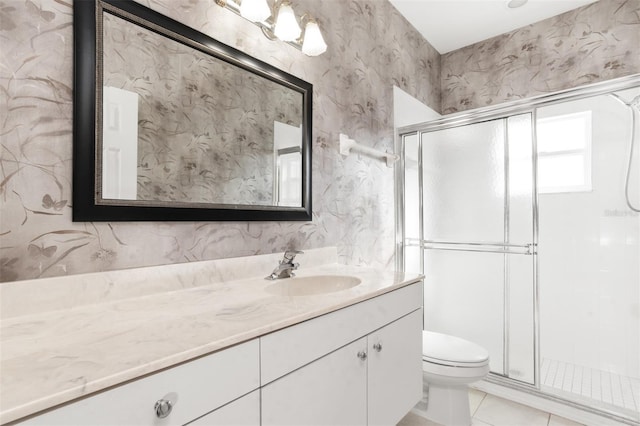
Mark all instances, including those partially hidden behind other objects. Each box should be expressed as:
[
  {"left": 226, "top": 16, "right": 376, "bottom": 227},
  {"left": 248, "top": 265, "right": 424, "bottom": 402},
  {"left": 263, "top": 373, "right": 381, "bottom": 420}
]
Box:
[{"left": 388, "top": 0, "right": 599, "bottom": 54}]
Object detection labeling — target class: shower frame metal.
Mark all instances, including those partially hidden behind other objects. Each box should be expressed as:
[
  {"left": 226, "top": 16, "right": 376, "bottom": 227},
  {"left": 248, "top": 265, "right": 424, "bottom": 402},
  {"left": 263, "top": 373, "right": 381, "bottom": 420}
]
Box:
[{"left": 394, "top": 72, "right": 640, "bottom": 425}]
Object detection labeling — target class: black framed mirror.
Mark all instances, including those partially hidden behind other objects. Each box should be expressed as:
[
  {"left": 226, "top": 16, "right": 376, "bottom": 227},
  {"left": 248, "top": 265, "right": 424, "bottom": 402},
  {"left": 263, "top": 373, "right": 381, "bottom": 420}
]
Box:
[{"left": 73, "top": 0, "right": 312, "bottom": 221}]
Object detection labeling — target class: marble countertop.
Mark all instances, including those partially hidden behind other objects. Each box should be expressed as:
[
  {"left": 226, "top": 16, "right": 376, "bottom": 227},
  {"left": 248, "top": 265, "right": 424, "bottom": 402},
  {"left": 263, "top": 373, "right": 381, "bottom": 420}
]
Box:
[{"left": 0, "top": 263, "right": 422, "bottom": 424}]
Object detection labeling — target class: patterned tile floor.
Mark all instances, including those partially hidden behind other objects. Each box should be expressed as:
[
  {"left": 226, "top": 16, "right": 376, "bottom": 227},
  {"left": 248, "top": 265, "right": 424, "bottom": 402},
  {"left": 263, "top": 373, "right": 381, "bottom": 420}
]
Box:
[
  {"left": 397, "top": 388, "right": 584, "bottom": 426},
  {"left": 541, "top": 358, "right": 640, "bottom": 419}
]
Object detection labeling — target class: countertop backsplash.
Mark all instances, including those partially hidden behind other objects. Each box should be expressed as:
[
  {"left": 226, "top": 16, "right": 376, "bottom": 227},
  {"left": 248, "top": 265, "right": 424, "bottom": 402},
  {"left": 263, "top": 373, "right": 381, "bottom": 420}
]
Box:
[{"left": 0, "top": 247, "right": 338, "bottom": 319}]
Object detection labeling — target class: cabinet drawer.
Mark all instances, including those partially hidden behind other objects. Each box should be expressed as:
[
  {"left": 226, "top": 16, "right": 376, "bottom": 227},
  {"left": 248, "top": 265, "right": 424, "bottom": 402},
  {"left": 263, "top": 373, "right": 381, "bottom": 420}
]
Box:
[
  {"left": 20, "top": 339, "right": 259, "bottom": 426},
  {"left": 261, "top": 282, "right": 422, "bottom": 384}
]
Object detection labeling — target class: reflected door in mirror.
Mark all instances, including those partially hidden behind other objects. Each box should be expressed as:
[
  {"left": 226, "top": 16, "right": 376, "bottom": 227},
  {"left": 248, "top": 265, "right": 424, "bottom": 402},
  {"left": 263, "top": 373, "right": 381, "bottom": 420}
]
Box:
[{"left": 102, "top": 86, "right": 139, "bottom": 200}]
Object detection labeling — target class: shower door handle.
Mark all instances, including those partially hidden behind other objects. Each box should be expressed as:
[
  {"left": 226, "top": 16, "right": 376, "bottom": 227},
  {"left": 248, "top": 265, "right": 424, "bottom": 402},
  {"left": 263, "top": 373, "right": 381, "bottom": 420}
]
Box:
[{"left": 409, "top": 239, "right": 536, "bottom": 255}]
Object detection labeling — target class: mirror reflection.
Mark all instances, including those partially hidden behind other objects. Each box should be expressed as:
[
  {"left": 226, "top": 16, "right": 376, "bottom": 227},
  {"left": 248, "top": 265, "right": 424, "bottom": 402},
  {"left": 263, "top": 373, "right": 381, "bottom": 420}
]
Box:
[{"left": 99, "top": 11, "right": 304, "bottom": 208}]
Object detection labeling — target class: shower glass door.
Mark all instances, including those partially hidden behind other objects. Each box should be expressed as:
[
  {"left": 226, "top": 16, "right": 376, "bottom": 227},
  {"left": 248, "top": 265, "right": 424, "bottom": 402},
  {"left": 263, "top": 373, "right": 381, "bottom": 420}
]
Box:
[{"left": 405, "top": 113, "right": 536, "bottom": 384}]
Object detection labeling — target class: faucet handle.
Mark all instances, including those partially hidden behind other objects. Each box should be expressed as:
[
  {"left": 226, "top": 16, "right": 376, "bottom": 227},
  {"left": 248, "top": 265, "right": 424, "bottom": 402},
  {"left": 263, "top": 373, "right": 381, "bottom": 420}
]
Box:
[{"left": 283, "top": 250, "right": 304, "bottom": 261}]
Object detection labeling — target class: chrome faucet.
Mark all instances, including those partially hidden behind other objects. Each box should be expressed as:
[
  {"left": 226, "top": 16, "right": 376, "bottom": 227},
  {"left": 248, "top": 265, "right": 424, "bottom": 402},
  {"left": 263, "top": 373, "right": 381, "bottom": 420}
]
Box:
[{"left": 266, "top": 250, "right": 304, "bottom": 280}]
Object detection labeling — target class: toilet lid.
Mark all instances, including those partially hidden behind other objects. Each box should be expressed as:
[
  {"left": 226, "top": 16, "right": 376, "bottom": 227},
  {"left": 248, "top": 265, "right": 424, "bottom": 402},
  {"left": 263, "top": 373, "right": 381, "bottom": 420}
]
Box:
[{"left": 422, "top": 330, "right": 489, "bottom": 367}]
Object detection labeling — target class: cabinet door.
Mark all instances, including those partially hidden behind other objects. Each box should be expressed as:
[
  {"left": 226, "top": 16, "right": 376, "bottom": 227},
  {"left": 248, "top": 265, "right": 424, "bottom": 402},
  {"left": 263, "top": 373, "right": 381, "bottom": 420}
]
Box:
[
  {"left": 368, "top": 309, "right": 423, "bottom": 426},
  {"left": 187, "top": 390, "right": 259, "bottom": 426},
  {"left": 261, "top": 337, "right": 368, "bottom": 426}
]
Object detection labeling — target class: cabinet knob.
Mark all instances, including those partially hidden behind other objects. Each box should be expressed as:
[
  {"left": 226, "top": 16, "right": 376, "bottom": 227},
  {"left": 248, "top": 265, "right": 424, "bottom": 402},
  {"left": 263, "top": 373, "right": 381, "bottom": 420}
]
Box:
[
  {"left": 357, "top": 350, "right": 367, "bottom": 361},
  {"left": 154, "top": 399, "right": 173, "bottom": 418},
  {"left": 373, "top": 342, "right": 383, "bottom": 352}
]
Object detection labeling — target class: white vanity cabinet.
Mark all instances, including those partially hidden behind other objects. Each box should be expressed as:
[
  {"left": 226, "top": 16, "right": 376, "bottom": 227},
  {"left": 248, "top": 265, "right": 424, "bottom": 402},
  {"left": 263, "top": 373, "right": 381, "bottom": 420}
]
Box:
[
  {"left": 15, "top": 282, "right": 422, "bottom": 426},
  {"left": 261, "top": 282, "right": 423, "bottom": 426},
  {"left": 18, "top": 339, "right": 260, "bottom": 426}
]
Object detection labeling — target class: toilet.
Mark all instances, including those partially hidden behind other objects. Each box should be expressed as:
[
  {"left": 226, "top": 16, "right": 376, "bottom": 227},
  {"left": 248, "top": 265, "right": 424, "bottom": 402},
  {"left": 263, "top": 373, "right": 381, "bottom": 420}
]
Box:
[{"left": 422, "top": 331, "right": 490, "bottom": 426}]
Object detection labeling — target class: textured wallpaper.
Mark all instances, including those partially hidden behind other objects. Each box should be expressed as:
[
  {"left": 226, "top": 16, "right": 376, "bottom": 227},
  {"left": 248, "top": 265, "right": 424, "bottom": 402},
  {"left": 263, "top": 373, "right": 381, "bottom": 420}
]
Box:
[
  {"left": 441, "top": 0, "right": 640, "bottom": 113},
  {"left": 103, "top": 12, "right": 302, "bottom": 205},
  {"left": 4, "top": 0, "right": 635, "bottom": 283},
  {"left": 0, "top": 0, "right": 440, "bottom": 282}
]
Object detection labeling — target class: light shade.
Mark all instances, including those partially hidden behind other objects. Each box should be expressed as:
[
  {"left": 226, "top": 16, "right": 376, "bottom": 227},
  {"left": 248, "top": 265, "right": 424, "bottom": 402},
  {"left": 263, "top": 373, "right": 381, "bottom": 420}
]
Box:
[
  {"left": 239, "top": 0, "right": 271, "bottom": 23},
  {"left": 301, "top": 21, "right": 327, "bottom": 56},
  {"left": 273, "top": 3, "right": 301, "bottom": 42}
]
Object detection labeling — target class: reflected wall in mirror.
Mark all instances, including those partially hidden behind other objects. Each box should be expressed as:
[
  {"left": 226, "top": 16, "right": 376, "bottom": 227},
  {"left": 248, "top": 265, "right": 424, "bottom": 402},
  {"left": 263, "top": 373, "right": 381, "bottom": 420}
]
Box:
[
  {"left": 74, "top": 0, "right": 312, "bottom": 221},
  {"left": 101, "top": 12, "right": 303, "bottom": 206}
]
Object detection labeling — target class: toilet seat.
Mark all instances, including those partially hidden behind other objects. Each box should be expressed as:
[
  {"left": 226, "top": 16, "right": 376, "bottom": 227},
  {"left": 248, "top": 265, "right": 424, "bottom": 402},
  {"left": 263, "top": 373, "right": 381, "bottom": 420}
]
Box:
[
  {"left": 422, "top": 330, "right": 489, "bottom": 368},
  {"left": 423, "top": 354, "right": 488, "bottom": 368}
]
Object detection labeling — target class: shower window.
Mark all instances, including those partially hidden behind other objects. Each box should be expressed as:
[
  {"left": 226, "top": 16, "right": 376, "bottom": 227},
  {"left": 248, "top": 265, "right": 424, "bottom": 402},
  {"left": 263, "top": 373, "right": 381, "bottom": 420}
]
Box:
[{"left": 537, "top": 111, "right": 592, "bottom": 193}]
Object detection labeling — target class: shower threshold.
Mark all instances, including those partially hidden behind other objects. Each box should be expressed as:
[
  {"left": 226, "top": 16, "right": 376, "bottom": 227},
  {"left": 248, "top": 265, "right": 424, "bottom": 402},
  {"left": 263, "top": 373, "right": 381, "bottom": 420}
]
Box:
[{"left": 475, "top": 372, "right": 640, "bottom": 425}]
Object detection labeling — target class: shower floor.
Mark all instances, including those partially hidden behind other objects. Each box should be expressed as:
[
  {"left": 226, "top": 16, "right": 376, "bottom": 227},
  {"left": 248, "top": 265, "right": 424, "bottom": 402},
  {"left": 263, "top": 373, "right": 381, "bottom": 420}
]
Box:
[{"left": 541, "top": 358, "right": 640, "bottom": 419}]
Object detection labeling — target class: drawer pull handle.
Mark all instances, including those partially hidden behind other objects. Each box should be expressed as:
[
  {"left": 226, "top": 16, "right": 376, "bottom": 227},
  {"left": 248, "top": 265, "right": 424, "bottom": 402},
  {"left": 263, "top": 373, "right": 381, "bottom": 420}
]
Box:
[
  {"left": 357, "top": 350, "right": 367, "bottom": 361},
  {"left": 373, "top": 342, "right": 383, "bottom": 352},
  {"left": 154, "top": 399, "right": 173, "bottom": 418}
]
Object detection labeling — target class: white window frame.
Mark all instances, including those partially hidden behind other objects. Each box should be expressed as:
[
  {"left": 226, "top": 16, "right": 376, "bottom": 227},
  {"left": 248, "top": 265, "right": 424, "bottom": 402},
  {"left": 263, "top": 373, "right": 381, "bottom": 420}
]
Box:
[{"left": 537, "top": 110, "right": 592, "bottom": 194}]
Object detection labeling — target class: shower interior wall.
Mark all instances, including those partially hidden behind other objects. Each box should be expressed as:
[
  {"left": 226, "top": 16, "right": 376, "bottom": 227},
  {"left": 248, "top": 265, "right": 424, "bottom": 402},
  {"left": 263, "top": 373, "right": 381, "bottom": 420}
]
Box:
[{"left": 537, "top": 90, "right": 640, "bottom": 384}]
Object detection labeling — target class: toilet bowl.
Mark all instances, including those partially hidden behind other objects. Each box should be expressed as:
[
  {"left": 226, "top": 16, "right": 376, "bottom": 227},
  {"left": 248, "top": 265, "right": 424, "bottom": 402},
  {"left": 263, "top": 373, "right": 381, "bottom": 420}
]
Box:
[{"left": 422, "top": 331, "right": 490, "bottom": 426}]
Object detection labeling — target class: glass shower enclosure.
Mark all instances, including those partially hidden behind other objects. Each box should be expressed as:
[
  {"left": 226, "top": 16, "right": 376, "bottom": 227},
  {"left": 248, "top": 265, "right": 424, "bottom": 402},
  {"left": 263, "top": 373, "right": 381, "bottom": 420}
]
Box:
[{"left": 397, "top": 75, "right": 640, "bottom": 424}]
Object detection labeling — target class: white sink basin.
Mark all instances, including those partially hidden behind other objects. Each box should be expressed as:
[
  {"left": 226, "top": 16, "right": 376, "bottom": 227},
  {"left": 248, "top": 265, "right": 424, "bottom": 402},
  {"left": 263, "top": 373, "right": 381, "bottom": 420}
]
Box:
[{"left": 265, "top": 275, "right": 361, "bottom": 296}]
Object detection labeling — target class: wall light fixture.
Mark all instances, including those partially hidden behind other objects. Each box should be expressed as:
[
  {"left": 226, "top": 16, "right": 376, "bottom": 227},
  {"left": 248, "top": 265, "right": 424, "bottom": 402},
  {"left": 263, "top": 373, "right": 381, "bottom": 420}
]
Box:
[{"left": 215, "top": 0, "right": 327, "bottom": 56}]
